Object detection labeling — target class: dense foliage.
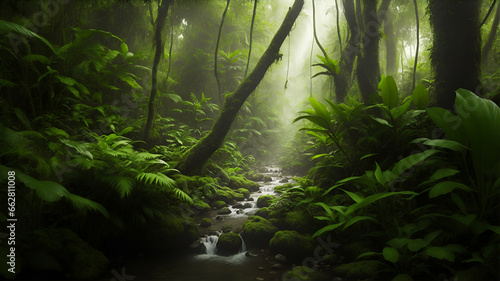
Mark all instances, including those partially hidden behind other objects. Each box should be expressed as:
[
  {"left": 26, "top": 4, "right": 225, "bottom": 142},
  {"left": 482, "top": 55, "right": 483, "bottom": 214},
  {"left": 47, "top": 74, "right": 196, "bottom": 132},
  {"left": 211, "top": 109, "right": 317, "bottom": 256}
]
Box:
[{"left": 0, "top": 0, "right": 499, "bottom": 280}]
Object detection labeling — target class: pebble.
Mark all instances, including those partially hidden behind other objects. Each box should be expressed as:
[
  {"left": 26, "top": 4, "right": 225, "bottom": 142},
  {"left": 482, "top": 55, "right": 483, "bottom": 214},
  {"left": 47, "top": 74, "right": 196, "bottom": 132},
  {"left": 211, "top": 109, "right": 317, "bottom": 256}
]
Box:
[
  {"left": 271, "top": 263, "right": 284, "bottom": 270},
  {"left": 258, "top": 266, "right": 265, "bottom": 271}
]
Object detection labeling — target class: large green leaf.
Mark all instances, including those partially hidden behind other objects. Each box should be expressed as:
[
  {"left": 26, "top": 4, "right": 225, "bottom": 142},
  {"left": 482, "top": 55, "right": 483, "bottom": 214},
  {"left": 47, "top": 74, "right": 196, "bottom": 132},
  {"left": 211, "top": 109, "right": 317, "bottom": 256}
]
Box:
[
  {"left": 378, "top": 75, "right": 399, "bottom": 109},
  {"left": 412, "top": 84, "right": 429, "bottom": 110},
  {"left": 391, "top": 149, "right": 438, "bottom": 183},
  {"left": 382, "top": 247, "right": 399, "bottom": 263},
  {"left": 312, "top": 222, "right": 344, "bottom": 238},
  {"left": 429, "top": 181, "right": 472, "bottom": 198},
  {"left": 345, "top": 191, "right": 417, "bottom": 215},
  {"left": 0, "top": 20, "right": 56, "bottom": 53}
]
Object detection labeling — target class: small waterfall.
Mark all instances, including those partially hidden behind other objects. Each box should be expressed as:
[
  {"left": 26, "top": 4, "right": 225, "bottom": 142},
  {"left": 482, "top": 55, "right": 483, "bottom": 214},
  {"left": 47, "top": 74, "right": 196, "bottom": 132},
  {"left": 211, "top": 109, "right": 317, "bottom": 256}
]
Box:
[
  {"left": 202, "top": 235, "right": 219, "bottom": 255},
  {"left": 239, "top": 234, "right": 246, "bottom": 253}
]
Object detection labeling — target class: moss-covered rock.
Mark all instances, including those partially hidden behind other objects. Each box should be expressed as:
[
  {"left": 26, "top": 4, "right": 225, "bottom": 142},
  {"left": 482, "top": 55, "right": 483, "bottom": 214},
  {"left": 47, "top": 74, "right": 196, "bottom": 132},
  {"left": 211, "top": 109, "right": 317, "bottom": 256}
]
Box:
[
  {"left": 257, "top": 195, "right": 276, "bottom": 208},
  {"left": 283, "top": 266, "right": 327, "bottom": 281},
  {"left": 193, "top": 199, "right": 211, "bottom": 213},
  {"left": 211, "top": 200, "right": 227, "bottom": 209},
  {"left": 254, "top": 207, "right": 271, "bottom": 218},
  {"left": 232, "top": 192, "right": 245, "bottom": 201},
  {"left": 284, "top": 211, "right": 313, "bottom": 234},
  {"left": 142, "top": 214, "right": 200, "bottom": 253},
  {"left": 241, "top": 216, "right": 278, "bottom": 249},
  {"left": 26, "top": 228, "right": 109, "bottom": 280},
  {"left": 244, "top": 172, "right": 273, "bottom": 182},
  {"left": 229, "top": 175, "right": 260, "bottom": 191},
  {"left": 269, "top": 231, "right": 314, "bottom": 263},
  {"left": 332, "top": 260, "right": 383, "bottom": 280},
  {"left": 216, "top": 232, "right": 242, "bottom": 256},
  {"left": 217, "top": 207, "right": 231, "bottom": 215},
  {"left": 214, "top": 189, "right": 235, "bottom": 204},
  {"left": 236, "top": 188, "right": 250, "bottom": 198},
  {"left": 200, "top": 218, "right": 211, "bottom": 227}
]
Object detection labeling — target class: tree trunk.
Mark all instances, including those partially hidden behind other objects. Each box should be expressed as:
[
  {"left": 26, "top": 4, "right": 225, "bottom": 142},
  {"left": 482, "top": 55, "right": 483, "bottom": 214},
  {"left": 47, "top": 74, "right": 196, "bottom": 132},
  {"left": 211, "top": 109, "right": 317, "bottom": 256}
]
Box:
[
  {"left": 384, "top": 7, "right": 397, "bottom": 76},
  {"left": 214, "top": 0, "right": 231, "bottom": 104},
  {"left": 176, "top": 0, "right": 304, "bottom": 175},
  {"left": 411, "top": 0, "right": 419, "bottom": 91},
  {"left": 356, "top": 0, "right": 382, "bottom": 104},
  {"left": 482, "top": 0, "right": 500, "bottom": 65},
  {"left": 333, "top": 0, "right": 358, "bottom": 103},
  {"left": 143, "top": 0, "right": 173, "bottom": 141},
  {"left": 429, "top": 0, "right": 482, "bottom": 110},
  {"left": 245, "top": 0, "right": 258, "bottom": 77}
]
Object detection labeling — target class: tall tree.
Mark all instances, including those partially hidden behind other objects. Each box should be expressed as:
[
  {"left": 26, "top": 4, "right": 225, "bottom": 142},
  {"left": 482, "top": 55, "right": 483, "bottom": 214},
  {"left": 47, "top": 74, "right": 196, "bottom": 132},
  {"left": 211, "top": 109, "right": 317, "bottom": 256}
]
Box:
[
  {"left": 429, "top": 0, "right": 482, "bottom": 110},
  {"left": 245, "top": 0, "right": 258, "bottom": 77},
  {"left": 384, "top": 6, "right": 397, "bottom": 76},
  {"left": 332, "top": 0, "right": 358, "bottom": 103},
  {"left": 411, "top": 0, "right": 419, "bottom": 91},
  {"left": 143, "top": 0, "right": 174, "bottom": 140},
  {"left": 356, "top": 0, "right": 391, "bottom": 104},
  {"left": 176, "top": 0, "right": 305, "bottom": 175},
  {"left": 214, "top": 0, "right": 231, "bottom": 104},
  {"left": 482, "top": 0, "right": 500, "bottom": 65}
]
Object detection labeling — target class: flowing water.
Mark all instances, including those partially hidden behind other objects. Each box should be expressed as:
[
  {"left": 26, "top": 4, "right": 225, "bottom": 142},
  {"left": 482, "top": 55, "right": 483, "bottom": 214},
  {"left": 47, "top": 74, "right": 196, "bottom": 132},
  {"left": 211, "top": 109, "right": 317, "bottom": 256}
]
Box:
[{"left": 109, "top": 167, "right": 292, "bottom": 281}]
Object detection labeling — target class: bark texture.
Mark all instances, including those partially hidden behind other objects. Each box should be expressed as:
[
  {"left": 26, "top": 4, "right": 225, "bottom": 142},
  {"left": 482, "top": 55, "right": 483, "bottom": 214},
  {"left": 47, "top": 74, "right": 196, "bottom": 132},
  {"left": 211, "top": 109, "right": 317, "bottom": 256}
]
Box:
[{"left": 429, "top": 0, "right": 482, "bottom": 110}]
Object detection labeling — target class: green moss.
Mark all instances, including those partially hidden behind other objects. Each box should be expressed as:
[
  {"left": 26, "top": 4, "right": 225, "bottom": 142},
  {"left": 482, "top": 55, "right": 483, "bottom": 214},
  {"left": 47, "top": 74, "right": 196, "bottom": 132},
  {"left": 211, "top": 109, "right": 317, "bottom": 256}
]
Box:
[
  {"left": 211, "top": 200, "right": 227, "bottom": 209},
  {"left": 193, "top": 199, "right": 211, "bottom": 213},
  {"left": 269, "top": 230, "right": 314, "bottom": 263},
  {"left": 283, "top": 266, "right": 315, "bottom": 281},
  {"left": 284, "top": 211, "right": 312, "bottom": 234},
  {"left": 217, "top": 207, "right": 231, "bottom": 215},
  {"left": 254, "top": 207, "right": 270, "bottom": 218},
  {"left": 229, "top": 175, "right": 260, "bottom": 191},
  {"left": 216, "top": 232, "right": 242, "bottom": 256},
  {"left": 27, "top": 228, "right": 109, "bottom": 280},
  {"left": 232, "top": 192, "right": 245, "bottom": 201},
  {"left": 332, "top": 260, "right": 383, "bottom": 279},
  {"left": 142, "top": 214, "right": 200, "bottom": 252},
  {"left": 200, "top": 218, "right": 211, "bottom": 227},
  {"left": 241, "top": 216, "right": 278, "bottom": 249},
  {"left": 214, "top": 189, "right": 234, "bottom": 204},
  {"left": 236, "top": 188, "right": 250, "bottom": 198},
  {"left": 257, "top": 195, "right": 276, "bottom": 208}
]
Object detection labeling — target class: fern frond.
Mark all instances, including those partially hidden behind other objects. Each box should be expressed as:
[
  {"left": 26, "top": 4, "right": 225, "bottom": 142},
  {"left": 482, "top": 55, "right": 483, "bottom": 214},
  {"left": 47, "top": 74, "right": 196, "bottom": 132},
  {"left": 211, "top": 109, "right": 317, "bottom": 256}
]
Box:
[
  {"left": 102, "top": 176, "right": 134, "bottom": 198},
  {"left": 136, "top": 172, "right": 176, "bottom": 189},
  {"left": 65, "top": 193, "right": 109, "bottom": 218}
]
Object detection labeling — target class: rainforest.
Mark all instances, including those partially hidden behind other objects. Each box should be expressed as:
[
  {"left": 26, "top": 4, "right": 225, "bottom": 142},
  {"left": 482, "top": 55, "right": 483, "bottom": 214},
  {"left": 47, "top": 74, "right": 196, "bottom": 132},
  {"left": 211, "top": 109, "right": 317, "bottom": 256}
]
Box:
[{"left": 1, "top": 0, "right": 499, "bottom": 280}]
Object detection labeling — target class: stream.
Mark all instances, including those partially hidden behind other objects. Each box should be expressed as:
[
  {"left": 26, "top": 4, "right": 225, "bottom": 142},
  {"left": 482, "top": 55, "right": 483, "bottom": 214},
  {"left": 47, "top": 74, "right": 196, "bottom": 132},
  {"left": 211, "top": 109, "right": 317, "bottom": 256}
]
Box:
[{"left": 112, "top": 167, "right": 292, "bottom": 281}]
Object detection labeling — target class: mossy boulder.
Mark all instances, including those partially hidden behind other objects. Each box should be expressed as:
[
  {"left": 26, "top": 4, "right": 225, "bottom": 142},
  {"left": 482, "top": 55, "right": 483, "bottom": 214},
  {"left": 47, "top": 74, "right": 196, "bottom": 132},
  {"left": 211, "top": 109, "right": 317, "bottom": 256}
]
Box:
[
  {"left": 284, "top": 266, "right": 327, "bottom": 281},
  {"left": 193, "top": 199, "right": 211, "bottom": 213},
  {"left": 236, "top": 188, "right": 250, "bottom": 198},
  {"left": 241, "top": 216, "right": 278, "bottom": 249},
  {"left": 232, "top": 192, "right": 245, "bottom": 201},
  {"left": 142, "top": 214, "right": 200, "bottom": 252},
  {"left": 332, "top": 260, "right": 383, "bottom": 280},
  {"left": 211, "top": 200, "right": 227, "bottom": 209},
  {"left": 229, "top": 175, "right": 260, "bottom": 191},
  {"left": 214, "top": 189, "right": 235, "bottom": 204},
  {"left": 244, "top": 172, "right": 272, "bottom": 182},
  {"left": 26, "top": 228, "right": 109, "bottom": 280},
  {"left": 216, "top": 232, "right": 242, "bottom": 256},
  {"left": 257, "top": 195, "right": 276, "bottom": 208},
  {"left": 254, "top": 207, "right": 271, "bottom": 218},
  {"left": 269, "top": 231, "right": 314, "bottom": 263},
  {"left": 200, "top": 218, "right": 211, "bottom": 227},
  {"left": 284, "top": 211, "right": 313, "bottom": 234},
  {"left": 217, "top": 207, "right": 231, "bottom": 215}
]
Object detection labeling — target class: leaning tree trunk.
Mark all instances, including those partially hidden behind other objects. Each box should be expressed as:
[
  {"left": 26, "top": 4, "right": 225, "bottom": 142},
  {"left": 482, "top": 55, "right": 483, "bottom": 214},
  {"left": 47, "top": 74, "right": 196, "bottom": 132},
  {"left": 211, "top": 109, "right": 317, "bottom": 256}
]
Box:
[
  {"left": 429, "top": 0, "right": 482, "bottom": 110},
  {"left": 176, "top": 0, "right": 304, "bottom": 175},
  {"left": 482, "top": 0, "right": 500, "bottom": 65},
  {"left": 143, "top": 0, "right": 173, "bottom": 141}
]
